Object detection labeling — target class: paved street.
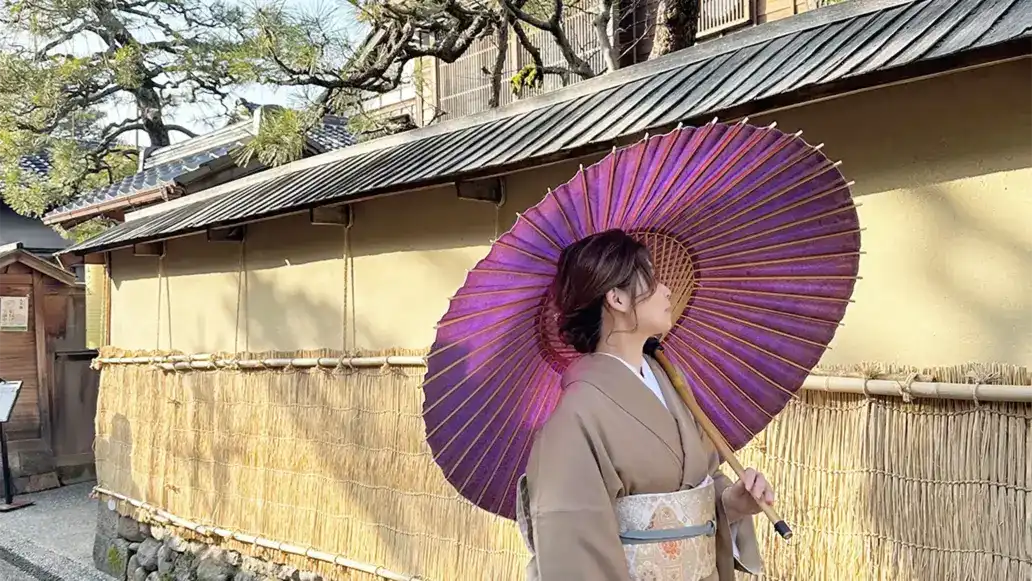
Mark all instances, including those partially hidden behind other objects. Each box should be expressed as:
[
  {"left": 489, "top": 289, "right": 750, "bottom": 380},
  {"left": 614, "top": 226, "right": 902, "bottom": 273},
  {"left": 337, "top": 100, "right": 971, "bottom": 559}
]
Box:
[
  {"left": 0, "top": 559, "right": 34, "bottom": 581},
  {"left": 0, "top": 482, "right": 114, "bottom": 581}
]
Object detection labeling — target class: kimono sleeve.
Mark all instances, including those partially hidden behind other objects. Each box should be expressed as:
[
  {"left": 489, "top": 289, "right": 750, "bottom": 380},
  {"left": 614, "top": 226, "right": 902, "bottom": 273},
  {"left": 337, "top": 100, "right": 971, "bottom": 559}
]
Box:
[
  {"left": 711, "top": 467, "right": 763, "bottom": 576},
  {"left": 524, "top": 383, "right": 631, "bottom": 581}
]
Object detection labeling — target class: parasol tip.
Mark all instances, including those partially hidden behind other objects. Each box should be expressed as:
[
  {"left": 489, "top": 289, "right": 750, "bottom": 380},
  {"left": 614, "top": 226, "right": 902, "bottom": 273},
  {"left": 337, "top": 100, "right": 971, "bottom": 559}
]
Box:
[{"left": 774, "top": 520, "right": 793, "bottom": 541}]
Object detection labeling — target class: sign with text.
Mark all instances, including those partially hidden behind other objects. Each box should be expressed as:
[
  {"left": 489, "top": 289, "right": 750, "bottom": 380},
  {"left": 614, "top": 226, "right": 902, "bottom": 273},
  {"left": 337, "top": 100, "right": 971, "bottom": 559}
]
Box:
[
  {"left": 0, "top": 296, "right": 29, "bottom": 332},
  {"left": 0, "top": 381, "right": 23, "bottom": 423}
]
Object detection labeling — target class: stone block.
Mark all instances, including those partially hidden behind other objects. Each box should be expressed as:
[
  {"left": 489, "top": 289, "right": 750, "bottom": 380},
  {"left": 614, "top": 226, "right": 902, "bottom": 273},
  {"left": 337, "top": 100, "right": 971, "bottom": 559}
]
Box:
[
  {"left": 224, "top": 551, "right": 242, "bottom": 567},
  {"left": 166, "top": 535, "right": 190, "bottom": 553},
  {"left": 150, "top": 525, "right": 168, "bottom": 541},
  {"left": 118, "top": 515, "right": 147, "bottom": 542},
  {"left": 136, "top": 538, "right": 162, "bottom": 571},
  {"left": 97, "top": 503, "right": 120, "bottom": 538},
  {"left": 57, "top": 462, "right": 97, "bottom": 484},
  {"left": 196, "top": 558, "right": 236, "bottom": 581},
  {"left": 131, "top": 567, "right": 149, "bottom": 581},
  {"left": 11, "top": 471, "right": 60, "bottom": 493},
  {"left": 11, "top": 448, "right": 57, "bottom": 476},
  {"left": 172, "top": 552, "right": 198, "bottom": 581},
  {"left": 94, "top": 536, "right": 130, "bottom": 580},
  {"left": 158, "top": 544, "right": 179, "bottom": 575}
]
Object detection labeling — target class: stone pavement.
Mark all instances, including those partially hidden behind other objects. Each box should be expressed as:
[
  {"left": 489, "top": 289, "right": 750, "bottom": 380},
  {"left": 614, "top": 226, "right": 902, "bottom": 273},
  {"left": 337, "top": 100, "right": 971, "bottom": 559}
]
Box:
[{"left": 0, "top": 481, "right": 115, "bottom": 581}]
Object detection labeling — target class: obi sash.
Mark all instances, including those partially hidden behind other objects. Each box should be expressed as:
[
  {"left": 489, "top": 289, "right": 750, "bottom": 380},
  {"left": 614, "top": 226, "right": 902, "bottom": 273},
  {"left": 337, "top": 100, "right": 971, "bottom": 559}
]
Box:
[
  {"left": 515, "top": 475, "right": 717, "bottom": 581},
  {"left": 614, "top": 475, "right": 717, "bottom": 581}
]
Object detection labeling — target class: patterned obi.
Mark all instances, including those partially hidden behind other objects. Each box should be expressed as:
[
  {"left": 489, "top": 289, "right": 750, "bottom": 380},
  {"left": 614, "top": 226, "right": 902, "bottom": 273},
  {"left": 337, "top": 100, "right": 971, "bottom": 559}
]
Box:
[
  {"left": 614, "top": 476, "right": 717, "bottom": 580},
  {"left": 516, "top": 475, "right": 717, "bottom": 581}
]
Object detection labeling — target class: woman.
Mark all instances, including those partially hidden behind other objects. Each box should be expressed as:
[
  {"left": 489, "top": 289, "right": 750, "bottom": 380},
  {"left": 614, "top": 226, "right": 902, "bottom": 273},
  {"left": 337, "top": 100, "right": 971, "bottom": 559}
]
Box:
[{"left": 516, "top": 229, "right": 775, "bottom": 581}]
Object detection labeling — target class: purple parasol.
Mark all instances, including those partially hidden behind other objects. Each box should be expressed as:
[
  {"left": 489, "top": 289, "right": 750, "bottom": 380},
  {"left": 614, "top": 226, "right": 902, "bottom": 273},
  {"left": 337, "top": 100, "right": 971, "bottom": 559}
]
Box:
[{"left": 422, "top": 120, "right": 861, "bottom": 520}]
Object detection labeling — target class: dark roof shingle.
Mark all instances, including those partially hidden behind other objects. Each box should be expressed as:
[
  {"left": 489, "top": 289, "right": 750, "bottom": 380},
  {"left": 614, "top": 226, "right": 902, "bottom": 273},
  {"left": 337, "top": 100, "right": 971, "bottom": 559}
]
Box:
[{"left": 47, "top": 116, "right": 356, "bottom": 219}]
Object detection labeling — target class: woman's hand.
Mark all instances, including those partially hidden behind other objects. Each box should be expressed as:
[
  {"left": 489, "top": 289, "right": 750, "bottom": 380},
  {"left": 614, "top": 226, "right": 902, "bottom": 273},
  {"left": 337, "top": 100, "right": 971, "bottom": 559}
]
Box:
[{"left": 721, "top": 468, "right": 775, "bottom": 522}]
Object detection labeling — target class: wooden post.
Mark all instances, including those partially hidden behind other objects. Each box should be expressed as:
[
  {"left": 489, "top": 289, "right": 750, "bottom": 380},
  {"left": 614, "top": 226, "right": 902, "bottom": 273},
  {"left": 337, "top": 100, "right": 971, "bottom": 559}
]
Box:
[
  {"left": 31, "top": 272, "right": 53, "bottom": 455},
  {"left": 104, "top": 252, "right": 112, "bottom": 347}
]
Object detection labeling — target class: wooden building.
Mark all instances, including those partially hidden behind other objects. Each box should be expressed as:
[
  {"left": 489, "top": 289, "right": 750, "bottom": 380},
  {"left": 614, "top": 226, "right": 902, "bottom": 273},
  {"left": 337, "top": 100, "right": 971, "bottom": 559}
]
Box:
[{"left": 0, "top": 242, "right": 97, "bottom": 491}]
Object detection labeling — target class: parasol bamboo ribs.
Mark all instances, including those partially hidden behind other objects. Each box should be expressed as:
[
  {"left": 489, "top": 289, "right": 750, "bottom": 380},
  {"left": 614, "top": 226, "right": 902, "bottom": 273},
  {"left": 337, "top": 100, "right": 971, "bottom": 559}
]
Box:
[{"left": 644, "top": 337, "right": 793, "bottom": 541}]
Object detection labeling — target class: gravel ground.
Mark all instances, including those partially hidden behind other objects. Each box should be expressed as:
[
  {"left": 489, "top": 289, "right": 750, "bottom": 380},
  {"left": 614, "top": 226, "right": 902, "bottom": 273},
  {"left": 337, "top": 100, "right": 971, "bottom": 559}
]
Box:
[{"left": 0, "top": 481, "right": 115, "bottom": 581}]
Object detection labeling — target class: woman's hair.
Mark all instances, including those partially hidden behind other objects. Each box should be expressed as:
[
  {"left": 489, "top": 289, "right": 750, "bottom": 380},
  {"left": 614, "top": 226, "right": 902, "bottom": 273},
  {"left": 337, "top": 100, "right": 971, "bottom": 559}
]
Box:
[{"left": 552, "top": 229, "right": 657, "bottom": 353}]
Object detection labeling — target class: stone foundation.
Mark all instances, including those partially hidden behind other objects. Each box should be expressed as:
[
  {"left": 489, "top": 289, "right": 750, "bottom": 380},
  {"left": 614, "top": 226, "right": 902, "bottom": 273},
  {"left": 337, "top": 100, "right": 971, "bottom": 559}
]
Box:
[
  {"left": 94, "top": 505, "right": 324, "bottom": 581},
  {"left": 0, "top": 442, "right": 62, "bottom": 494}
]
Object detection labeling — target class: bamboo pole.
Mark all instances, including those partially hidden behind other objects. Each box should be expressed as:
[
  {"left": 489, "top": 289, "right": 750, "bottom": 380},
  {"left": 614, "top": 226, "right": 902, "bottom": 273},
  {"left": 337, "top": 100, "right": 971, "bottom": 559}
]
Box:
[
  {"left": 93, "top": 354, "right": 1032, "bottom": 403},
  {"left": 646, "top": 338, "right": 792, "bottom": 541},
  {"left": 92, "top": 487, "right": 425, "bottom": 581},
  {"left": 802, "top": 375, "right": 1032, "bottom": 403}
]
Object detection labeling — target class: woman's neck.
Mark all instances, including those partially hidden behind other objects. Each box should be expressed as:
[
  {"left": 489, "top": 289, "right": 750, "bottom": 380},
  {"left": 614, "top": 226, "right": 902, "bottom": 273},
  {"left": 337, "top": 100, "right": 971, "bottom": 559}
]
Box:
[{"left": 595, "top": 334, "right": 646, "bottom": 371}]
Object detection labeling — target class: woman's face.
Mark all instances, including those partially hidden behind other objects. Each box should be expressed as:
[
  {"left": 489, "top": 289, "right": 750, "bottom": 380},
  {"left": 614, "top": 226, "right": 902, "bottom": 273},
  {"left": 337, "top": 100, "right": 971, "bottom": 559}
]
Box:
[
  {"left": 634, "top": 278, "right": 674, "bottom": 337},
  {"left": 606, "top": 271, "right": 674, "bottom": 337}
]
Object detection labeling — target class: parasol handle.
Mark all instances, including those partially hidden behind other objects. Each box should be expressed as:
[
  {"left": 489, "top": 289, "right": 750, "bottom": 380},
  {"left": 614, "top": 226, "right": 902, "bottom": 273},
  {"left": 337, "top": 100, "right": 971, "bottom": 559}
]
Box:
[{"left": 644, "top": 338, "right": 793, "bottom": 541}]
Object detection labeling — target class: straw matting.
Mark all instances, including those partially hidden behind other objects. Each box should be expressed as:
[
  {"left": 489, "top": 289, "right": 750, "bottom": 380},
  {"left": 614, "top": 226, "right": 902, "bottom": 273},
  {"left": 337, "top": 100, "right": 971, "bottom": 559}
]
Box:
[
  {"left": 93, "top": 348, "right": 1031, "bottom": 581},
  {"left": 94, "top": 348, "right": 527, "bottom": 581}
]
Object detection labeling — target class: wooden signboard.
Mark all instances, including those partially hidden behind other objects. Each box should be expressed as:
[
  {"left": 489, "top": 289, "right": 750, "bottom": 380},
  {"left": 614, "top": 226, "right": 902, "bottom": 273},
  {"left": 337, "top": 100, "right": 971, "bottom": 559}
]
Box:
[
  {"left": 0, "top": 380, "right": 33, "bottom": 511},
  {"left": 0, "top": 381, "right": 21, "bottom": 423},
  {"left": 0, "top": 296, "right": 29, "bottom": 332}
]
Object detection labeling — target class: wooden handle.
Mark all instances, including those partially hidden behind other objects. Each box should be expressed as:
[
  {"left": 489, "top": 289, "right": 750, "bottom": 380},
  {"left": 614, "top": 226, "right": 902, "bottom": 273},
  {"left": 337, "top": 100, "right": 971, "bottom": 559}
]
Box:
[{"left": 645, "top": 338, "right": 793, "bottom": 541}]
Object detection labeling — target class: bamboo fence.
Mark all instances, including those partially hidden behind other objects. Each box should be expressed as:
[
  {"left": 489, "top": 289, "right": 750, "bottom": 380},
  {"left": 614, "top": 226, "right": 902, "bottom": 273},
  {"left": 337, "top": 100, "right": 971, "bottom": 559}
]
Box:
[{"left": 92, "top": 348, "right": 1031, "bottom": 581}]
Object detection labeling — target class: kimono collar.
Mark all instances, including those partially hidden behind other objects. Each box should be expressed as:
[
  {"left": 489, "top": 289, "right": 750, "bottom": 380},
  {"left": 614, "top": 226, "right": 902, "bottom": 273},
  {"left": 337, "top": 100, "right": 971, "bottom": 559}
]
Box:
[
  {"left": 563, "top": 353, "right": 684, "bottom": 466},
  {"left": 646, "top": 357, "right": 715, "bottom": 489}
]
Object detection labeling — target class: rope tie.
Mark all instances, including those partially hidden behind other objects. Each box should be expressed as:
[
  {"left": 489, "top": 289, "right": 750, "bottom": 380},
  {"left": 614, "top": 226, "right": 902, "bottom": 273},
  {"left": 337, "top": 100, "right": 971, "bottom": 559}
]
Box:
[
  {"left": 341, "top": 222, "right": 353, "bottom": 354},
  {"left": 858, "top": 364, "right": 880, "bottom": 398},
  {"left": 156, "top": 255, "right": 165, "bottom": 350},
  {"left": 896, "top": 372, "right": 919, "bottom": 403},
  {"left": 965, "top": 366, "right": 999, "bottom": 407},
  {"left": 493, "top": 197, "right": 504, "bottom": 242}
]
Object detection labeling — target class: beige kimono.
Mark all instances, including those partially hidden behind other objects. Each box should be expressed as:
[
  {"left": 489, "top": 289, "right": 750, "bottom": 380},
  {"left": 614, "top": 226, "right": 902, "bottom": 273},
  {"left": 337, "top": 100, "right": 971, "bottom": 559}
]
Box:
[{"left": 519, "top": 353, "right": 763, "bottom": 581}]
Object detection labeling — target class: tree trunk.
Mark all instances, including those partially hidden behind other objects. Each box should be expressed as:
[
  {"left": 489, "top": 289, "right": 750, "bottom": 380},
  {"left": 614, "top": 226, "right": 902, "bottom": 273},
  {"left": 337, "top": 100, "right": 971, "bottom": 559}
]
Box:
[
  {"left": 92, "top": 2, "right": 172, "bottom": 147},
  {"left": 488, "top": 24, "right": 510, "bottom": 109},
  {"left": 649, "top": 0, "right": 700, "bottom": 59},
  {"left": 135, "top": 82, "right": 171, "bottom": 148}
]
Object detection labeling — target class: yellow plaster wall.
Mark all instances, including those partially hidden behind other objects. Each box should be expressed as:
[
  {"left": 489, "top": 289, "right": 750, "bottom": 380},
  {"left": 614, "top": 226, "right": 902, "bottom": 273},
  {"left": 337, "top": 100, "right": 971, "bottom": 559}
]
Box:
[{"left": 110, "top": 59, "right": 1032, "bottom": 366}]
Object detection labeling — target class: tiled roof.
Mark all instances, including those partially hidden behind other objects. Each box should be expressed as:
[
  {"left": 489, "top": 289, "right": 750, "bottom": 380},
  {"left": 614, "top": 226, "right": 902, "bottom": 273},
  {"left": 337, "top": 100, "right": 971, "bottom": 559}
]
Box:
[
  {"left": 46, "top": 116, "right": 356, "bottom": 220},
  {"left": 17, "top": 153, "right": 53, "bottom": 177}
]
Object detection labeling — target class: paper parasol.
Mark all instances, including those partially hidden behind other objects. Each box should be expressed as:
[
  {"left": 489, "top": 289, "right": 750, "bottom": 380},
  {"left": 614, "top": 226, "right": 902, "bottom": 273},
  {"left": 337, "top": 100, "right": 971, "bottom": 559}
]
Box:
[{"left": 422, "top": 119, "right": 860, "bottom": 520}]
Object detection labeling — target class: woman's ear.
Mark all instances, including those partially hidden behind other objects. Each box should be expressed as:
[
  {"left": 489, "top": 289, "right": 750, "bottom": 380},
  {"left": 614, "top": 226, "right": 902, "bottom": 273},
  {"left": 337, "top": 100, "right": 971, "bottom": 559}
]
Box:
[{"left": 604, "top": 288, "right": 631, "bottom": 313}]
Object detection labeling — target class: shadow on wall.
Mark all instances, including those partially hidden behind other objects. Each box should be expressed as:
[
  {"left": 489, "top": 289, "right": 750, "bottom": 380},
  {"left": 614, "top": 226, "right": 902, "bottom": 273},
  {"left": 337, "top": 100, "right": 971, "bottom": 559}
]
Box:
[
  {"left": 95, "top": 413, "right": 142, "bottom": 503},
  {"left": 827, "top": 180, "right": 1032, "bottom": 366}
]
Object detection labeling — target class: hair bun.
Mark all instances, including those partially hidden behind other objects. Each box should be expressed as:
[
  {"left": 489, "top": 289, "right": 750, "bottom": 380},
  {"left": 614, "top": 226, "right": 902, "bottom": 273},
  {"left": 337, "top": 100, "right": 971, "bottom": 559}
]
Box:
[{"left": 557, "top": 299, "right": 603, "bottom": 354}]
